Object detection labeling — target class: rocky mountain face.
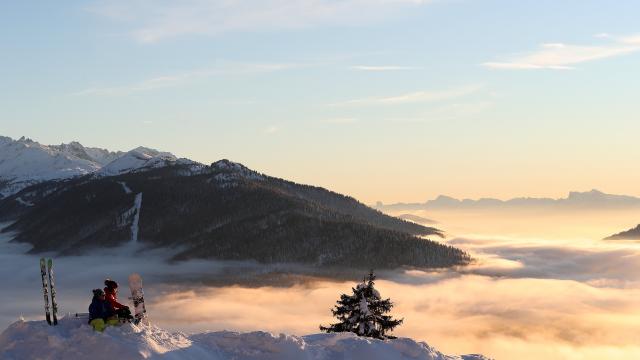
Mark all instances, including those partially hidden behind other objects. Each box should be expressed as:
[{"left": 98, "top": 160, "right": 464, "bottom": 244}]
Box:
[{"left": 0, "top": 159, "right": 468, "bottom": 269}]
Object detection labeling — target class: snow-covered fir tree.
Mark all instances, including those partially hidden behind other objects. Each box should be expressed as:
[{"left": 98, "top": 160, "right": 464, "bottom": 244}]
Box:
[{"left": 320, "top": 270, "right": 403, "bottom": 339}]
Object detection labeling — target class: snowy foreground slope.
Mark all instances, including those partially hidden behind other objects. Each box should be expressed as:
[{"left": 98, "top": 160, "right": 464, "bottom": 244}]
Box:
[{"left": 0, "top": 319, "right": 490, "bottom": 360}]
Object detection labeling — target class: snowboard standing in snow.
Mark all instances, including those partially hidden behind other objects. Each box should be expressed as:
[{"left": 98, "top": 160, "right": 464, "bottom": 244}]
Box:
[
  {"left": 128, "top": 273, "right": 147, "bottom": 324},
  {"left": 39, "top": 258, "right": 51, "bottom": 325},
  {"left": 47, "top": 259, "right": 59, "bottom": 325}
]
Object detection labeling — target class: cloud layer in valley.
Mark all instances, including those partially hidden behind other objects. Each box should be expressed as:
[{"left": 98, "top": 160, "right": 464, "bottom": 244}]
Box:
[{"left": 3, "top": 209, "right": 640, "bottom": 360}]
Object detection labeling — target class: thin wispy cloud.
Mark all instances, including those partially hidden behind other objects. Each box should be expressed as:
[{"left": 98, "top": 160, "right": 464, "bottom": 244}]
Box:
[
  {"left": 89, "top": 0, "right": 435, "bottom": 43},
  {"left": 483, "top": 34, "right": 640, "bottom": 70},
  {"left": 331, "top": 84, "right": 483, "bottom": 106},
  {"left": 72, "top": 62, "right": 303, "bottom": 96},
  {"left": 350, "top": 65, "right": 420, "bottom": 71}
]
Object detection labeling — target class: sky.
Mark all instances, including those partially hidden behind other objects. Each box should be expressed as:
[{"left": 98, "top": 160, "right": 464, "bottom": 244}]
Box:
[{"left": 1, "top": 0, "right": 639, "bottom": 204}]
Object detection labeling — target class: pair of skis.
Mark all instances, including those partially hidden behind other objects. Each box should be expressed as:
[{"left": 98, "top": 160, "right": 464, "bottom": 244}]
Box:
[{"left": 39, "top": 258, "right": 58, "bottom": 326}]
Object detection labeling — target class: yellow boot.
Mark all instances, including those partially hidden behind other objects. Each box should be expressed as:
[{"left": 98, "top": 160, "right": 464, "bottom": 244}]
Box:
[
  {"left": 106, "top": 317, "right": 120, "bottom": 327},
  {"left": 90, "top": 318, "right": 106, "bottom": 332}
]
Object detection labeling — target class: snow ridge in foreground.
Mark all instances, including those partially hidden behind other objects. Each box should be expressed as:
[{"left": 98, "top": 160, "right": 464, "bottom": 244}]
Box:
[{"left": 0, "top": 319, "right": 490, "bottom": 360}]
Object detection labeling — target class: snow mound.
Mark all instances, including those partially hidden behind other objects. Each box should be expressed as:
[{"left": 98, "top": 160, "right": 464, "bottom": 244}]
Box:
[{"left": 0, "top": 319, "right": 491, "bottom": 360}]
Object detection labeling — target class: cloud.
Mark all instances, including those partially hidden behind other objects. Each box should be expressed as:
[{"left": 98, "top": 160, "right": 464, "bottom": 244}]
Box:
[
  {"left": 147, "top": 276, "right": 640, "bottom": 359},
  {"left": 483, "top": 34, "right": 640, "bottom": 70},
  {"left": 331, "top": 84, "right": 483, "bottom": 106},
  {"left": 350, "top": 65, "right": 420, "bottom": 71},
  {"left": 452, "top": 237, "right": 640, "bottom": 284},
  {"left": 71, "top": 62, "right": 303, "bottom": 96},
  {"left": 89, "top": 0, "right": 436, "bottom": 43}
]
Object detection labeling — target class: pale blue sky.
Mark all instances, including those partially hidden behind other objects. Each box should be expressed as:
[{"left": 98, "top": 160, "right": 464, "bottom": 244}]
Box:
[{"left": 1, "top": 0, "right": 639, "bottom": 202}]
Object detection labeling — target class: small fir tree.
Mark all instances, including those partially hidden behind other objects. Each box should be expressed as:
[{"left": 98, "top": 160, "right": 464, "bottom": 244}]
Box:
[{"left": 320, "top": 270, "right": 403, "bottom": 339}]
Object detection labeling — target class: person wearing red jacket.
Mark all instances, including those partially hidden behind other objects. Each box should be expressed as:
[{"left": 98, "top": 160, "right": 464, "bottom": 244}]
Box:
[{"left": 104, "top": 279, "right": 134, "bottom": 321}]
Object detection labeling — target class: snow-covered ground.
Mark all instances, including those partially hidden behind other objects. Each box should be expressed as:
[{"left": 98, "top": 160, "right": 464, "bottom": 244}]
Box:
[{"left": 0, "top": 318, "right": 489, "bottom": 360}]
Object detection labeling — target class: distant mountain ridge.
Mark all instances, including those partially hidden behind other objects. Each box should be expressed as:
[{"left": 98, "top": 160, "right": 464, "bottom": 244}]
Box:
[{"left": 375, "top": 189, "right": 640, "bottom": 212}]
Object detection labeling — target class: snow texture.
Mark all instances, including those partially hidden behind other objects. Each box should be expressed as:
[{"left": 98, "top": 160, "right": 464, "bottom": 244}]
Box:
[
  {"left": 0, "top": 136, "right": 244, "bottom": 199},
  {"left": 115, "top": 192, "right": 143, "bottom": 242},
  {"left": 14, "top": 197, "right": 34, "bottom": 207},
  {"left": 0, "top": 319, "right": 491, "bottom": 360},
  {"left": 97, "top": 147, "right": 183, "bottom": 176},
  {"left": 357, "top": 296, "right": 373, "bottom": 336},
  {"left": 0, "top": 135, "right": 206, "bottom": 199},
  {"left": 0, "top": 137, "right": 113, "bottom": 197},
  {"left": 0, "top": 137, "right": 197, "bottom": 198},
  {"left": 118, "top": 181, "right": 133, "bottom": 194},
  {"left": 210, "top": 160, "right": 265, "bottom": 188},
  {"left": 130, "top": 193, "right": 143, "bottom": 243}
]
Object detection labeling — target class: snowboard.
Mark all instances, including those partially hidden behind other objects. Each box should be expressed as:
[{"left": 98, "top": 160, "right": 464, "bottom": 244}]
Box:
[{"left": 128, "top": 273, "right": 147, "bottom": 324}]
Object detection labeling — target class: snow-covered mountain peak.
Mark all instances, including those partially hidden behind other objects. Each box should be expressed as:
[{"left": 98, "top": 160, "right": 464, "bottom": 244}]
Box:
[
  {"left": 0, "top": 136, "right": 107, "bottom": 198},
  {"left": 0, "top": 136, "right": 196, "bottom": 198},
  {"left": 97, "top": 146, "right": 198, "bottom": 177}
]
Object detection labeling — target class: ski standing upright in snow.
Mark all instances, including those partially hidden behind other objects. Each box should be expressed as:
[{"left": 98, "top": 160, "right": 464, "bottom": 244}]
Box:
[
  {"left": 47, "top": 258, "right": 59, "bottom": 325},
  {"left": 128, "top": 273, "right": 147, "bottom": 324},
  {"left": 39, "top": 258, "right": 51, "bottom": 325}
]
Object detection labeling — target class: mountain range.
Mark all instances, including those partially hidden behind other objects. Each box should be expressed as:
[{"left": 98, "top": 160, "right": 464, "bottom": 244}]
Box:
[
  {"left": 0, "top": 135, "right": 469, "bottom": 270},
  {"left": 374, "top": 190, "right": 640, "bottom": 212},
  {"left": 0, "top": 136, "right": 195, "bottom": 198}
]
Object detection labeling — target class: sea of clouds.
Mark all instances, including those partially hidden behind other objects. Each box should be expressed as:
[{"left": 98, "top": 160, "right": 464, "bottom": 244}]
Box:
[{"left": 2, "top": 212, "right": 640, "bottom": 360}]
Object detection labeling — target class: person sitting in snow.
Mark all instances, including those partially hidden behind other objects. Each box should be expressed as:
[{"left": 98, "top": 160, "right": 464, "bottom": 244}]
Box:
[
  {"left": 88, "top": 288, "right": 118, "bottom": 332},
  {"left": 104, "top": 279, "right": 134, "bottom": 321}
]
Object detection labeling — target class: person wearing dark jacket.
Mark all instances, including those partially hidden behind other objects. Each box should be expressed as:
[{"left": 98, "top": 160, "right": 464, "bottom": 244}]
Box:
[
  {"left": 88, "top": 289, "right": 117, "bottom": 332},
  {"left": 104, "top": 279, "right": 134, "bottom": 321}
]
